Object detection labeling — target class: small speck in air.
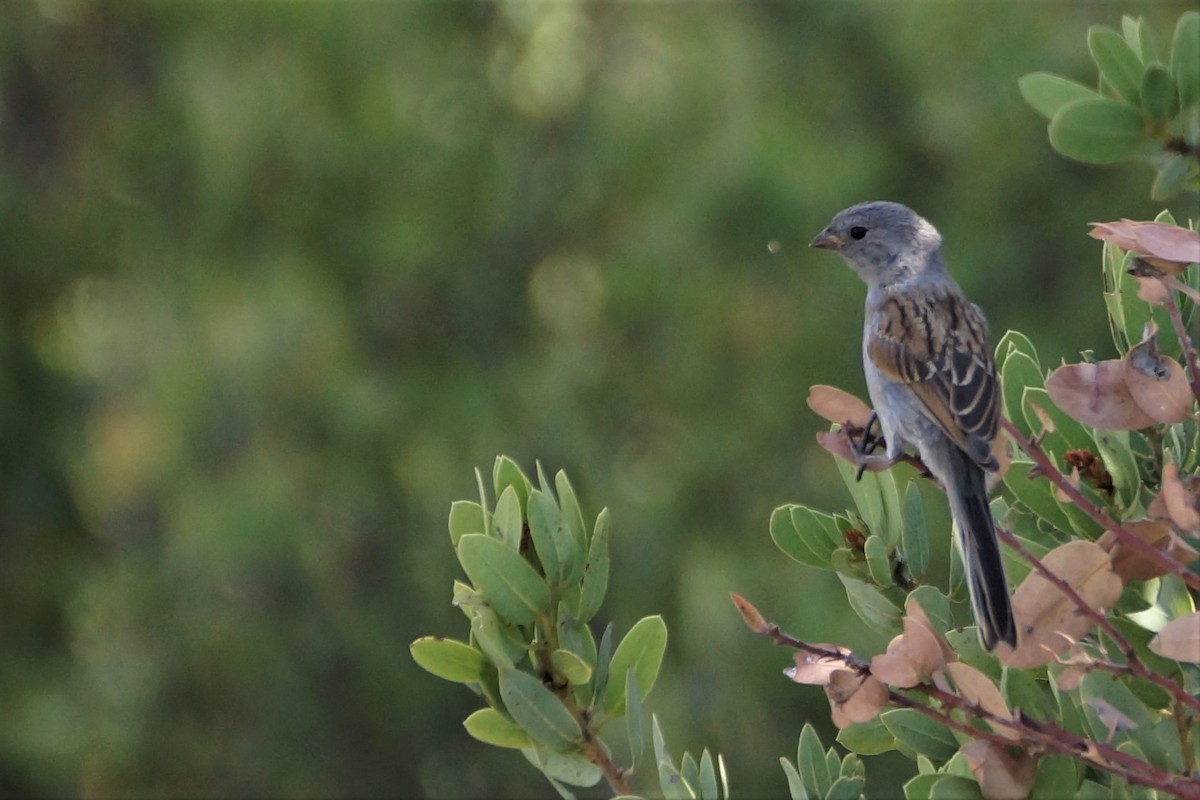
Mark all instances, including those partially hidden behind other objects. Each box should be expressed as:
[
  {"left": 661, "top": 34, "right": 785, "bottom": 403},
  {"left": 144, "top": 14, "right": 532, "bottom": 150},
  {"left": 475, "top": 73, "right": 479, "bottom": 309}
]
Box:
[{"left": 767, "top": 241, "right": 781, "bottom": 254}]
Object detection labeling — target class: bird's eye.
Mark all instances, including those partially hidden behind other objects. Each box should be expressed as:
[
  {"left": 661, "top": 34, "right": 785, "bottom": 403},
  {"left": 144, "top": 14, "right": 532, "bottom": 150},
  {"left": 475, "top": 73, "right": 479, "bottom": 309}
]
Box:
[{"left": 849, "top": 226, "right": 868, "bottom": 240}]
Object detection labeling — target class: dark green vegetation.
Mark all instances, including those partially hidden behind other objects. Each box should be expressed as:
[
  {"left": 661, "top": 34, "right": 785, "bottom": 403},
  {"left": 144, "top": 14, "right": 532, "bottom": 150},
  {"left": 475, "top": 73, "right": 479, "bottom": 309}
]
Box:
[{"left": 0, "top": 2, "right": 1193, "bottom": 797}]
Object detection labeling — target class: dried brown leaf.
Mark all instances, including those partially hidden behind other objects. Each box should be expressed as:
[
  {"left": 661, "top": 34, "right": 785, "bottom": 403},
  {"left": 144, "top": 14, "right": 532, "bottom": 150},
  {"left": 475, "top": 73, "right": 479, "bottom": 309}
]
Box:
[
  {"left": 961, "top": 740, "right": 1036, "bottom": 800},
  {"left": 1161, "top": 460, "right": 1200, "bottom": 533},
  {"left": 787, "top": 644, "right": 855, "bottom": 685},
  {"left": 998, "top": 541, "right": 1123, "bottom": 668},
  {"left": 1123, "top": 326, "right": 1193, "bottom": 424},
  {"left": 730, "top": 592, "right": 770, "bottom": 634},
  {"left": 1097, "top": 519, "right": 1199, "bottom": 583},
  {"left": 807, "top": 385, "right": 873, "bottom": 428},
  {"left": 945, "top": 662, "right": 1018, "bottom": 740},
  {"left": 870, "top": 612, "right": 946, "bottom": 688},
  {"left": 1044, "top": 360, "right": 1156, "bottom": 430},
  {"left": 1148, "top": 611, "right": 1200, "bottom": 663},
  {"left": 826, "top": 670, "right": 888, "bottom": 729}
]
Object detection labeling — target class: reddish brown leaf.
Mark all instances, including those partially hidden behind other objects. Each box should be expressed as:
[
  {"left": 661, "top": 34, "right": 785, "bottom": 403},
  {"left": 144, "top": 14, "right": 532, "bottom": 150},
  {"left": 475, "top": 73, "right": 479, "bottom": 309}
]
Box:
[
  {"left": 1045, "top": 360, "right": 1156, "bottom": 430},
  {"left": 730, "top": 592, "right": 770, "bottom": 634},
  {"left": 998, "top": 541, "right": 1123, "bottom": 668},
  {"left": 1097, "top": 519, "right": 1199, "bottom": 583},
  {"left": 807, "top": 385, "right": 873, "bottom": 428},
  {"left": 1149, "top": 611, "right": 1200, "bottom": 663},
  {"left": 826, "top": 670, "right": 888, "bottom": 729},
  {"left": 1089, "top": 219, "right": 1200, "bottom": 274}
]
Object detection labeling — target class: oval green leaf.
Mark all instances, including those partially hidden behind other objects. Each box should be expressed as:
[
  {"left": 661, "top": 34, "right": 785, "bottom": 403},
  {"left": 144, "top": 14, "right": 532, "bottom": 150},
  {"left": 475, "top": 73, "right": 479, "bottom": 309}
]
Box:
[
  {"left": 528, "top": 489, "right": 572, "bottom": 588},
  {"left": 1141, "top": 64, "right": 1179, "bottom": 124},
  {"left": 771, "top": 504, "right": 834, "bottom": 568},
  {"left": 555, "top": 470, "right": 589, "bottom": 585},
  {"left": 837, "top": 575, "right": 902, "bottom": 636},
  {"left": 1019, "top": 72, "right": 1101, "bottom": 118},
  {"left": 577, "top": 508, "right": 610, "bottom": 623},
  {"left": 458, "top": 533, "right": 551, "bottom": 626},
  {"left": 493, "top": 455, "right": 533, "bottom": 514},
  {"left": 603, "top": 615, "right": 668, "bottom": 717},
  {"left": 411, "top": 636, "right": 489, "bottom": 683},
  {"left": 463, "top": 707, "right": 534, "bottom": 749},
  {"left": 1171, "top": 11, "right": 1200, "bottom": 109},
  {"left": 449, "top": 500, "right": 487, "bottom": 546},
  {"left": 1088, "top": 26, "right": 1144, "bottom": 104},
  {"left": 865, "top": 534, "right": 893, "bottom": 588},
  {"left": 880, "top": 709, "right": 959, "bottom": 763},
  {"left": 498, "top": 668, "right": 582, "bottom": 752},
  {"left": 836, "top": 718, "right": 897, "bottom": 756},
  {"left": 1049, "top": 97, "right": 1146, "bottom": 164},
  {"left": 550, "top": 648, "right": 593, "bottom": 686},
  {"left": 900, "top": 482, "right": 929, "bottom": 581}
]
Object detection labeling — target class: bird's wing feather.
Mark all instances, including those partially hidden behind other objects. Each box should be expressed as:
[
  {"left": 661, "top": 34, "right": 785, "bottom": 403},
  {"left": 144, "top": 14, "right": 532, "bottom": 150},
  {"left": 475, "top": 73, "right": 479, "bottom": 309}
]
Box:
[{"left": 866, "top": 286, "right": 999, "bottom": 469}]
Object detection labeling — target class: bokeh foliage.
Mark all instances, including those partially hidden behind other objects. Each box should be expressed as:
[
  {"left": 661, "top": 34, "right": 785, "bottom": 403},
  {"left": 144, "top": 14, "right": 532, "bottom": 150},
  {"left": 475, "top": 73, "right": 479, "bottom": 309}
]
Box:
[{"left": 0, "top": 2, "right": 1194, "bottom": 797}]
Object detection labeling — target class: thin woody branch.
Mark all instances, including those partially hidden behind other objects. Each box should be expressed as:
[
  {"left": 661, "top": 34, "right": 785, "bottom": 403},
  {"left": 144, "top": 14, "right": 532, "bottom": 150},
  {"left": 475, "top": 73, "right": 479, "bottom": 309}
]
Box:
[
  {"left": 1162, "top": 285, "right": 1200, "bottom": 406},
  {"left": 998, "top": 416, "right": 1200, "bottom": 591}
]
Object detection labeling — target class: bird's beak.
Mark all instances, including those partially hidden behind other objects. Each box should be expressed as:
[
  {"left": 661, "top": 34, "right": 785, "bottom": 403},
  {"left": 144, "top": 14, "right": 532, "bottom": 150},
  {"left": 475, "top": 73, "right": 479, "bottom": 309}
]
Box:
[{"left": 810, "top": 228, "right": 844, "bottom": 250}]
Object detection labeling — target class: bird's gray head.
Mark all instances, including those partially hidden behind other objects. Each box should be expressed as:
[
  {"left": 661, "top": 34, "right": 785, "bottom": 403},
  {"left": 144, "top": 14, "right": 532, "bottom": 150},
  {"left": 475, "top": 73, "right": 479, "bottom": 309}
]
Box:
[{"left": 810, "top": 201, "right": 943, "bottom": 286}]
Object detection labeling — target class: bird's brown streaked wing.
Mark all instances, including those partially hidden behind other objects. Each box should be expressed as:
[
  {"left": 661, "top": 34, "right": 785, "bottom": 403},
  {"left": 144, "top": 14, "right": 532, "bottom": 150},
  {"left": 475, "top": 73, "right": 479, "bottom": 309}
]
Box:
[{"left": 867, "top": 287, "right": 1000, "bottom": 468}]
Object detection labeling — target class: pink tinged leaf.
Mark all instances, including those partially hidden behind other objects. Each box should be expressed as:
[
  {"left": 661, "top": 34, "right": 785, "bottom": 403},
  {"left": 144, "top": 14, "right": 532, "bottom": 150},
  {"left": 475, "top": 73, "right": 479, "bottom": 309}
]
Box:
[
  {"left": 1161, "top": 460, "right": 1200, "bottom": 533},
  {"left": 1089, "top": 219, "right": 1200, "bottom": 272},
  {"left": 816, "top": 430, "right": 888, "bottom": 472},
  {"left": 1044, "top": 360, "right": 1157, "bottom": 430},
  {"left": 997, "top": 541, "right": 1123, "bottom": 669},
  {"left": 807, "top": 385, "right": 874, "bottom": 428},
  {"left": 1088, "top": 221, "right": 1141, "bottom": 252},
  {"left": 787, "top": 644, "right": 855, "bottom": 685},
  {"left": 1134, "top": 276, "right": 1170, "bottom": 305},
  {"left": 1123, "top": 325, "right": 1193, "bottom": 424},
  {"left": 1148, "top": 611, "right": 1200, "bottom": 663}
]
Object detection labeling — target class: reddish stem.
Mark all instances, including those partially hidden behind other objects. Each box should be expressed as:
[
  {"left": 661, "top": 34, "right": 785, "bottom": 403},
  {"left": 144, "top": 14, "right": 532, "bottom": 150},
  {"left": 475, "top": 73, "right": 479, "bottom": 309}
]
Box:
[
  {"left": 1162, "top": 285, "right": 1200, "bottom": 407},
  {"left": 999, "top": 417, "right": 1200, "bottom": 591}
]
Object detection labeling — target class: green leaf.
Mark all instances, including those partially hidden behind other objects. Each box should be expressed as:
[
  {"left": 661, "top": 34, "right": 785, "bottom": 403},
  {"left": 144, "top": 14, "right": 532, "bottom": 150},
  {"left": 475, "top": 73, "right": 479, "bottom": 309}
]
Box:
[
  {"left": 698, "top": 750, "right": 719, "bottom": 800},
  {"left": 1031, "top": 754, "right": 1079, "bottom": 800},
  {"left": 410, "top": 636, "right": 488, "bottom": 683},
  {"left": 653, "top": 716, "right": 690, "bottom": 800},
  {"left": 1002, "top": 461, "right": 1074, "bottom": 534},
  {"left": 593, "top": 622, "right": 614, "bottom": 711},
  {"left": 493, "top": 485, "right": 524, "bottom": 551},
  {"left": 1001, "top": 668, "right": 1057, "bottom": 722},
  {"left": 772, "top": 505, "right": 837, "bottom": 568},
  {"left": 840, "top": 752, "right": 865, "bottom": 780},
  {"left": 1049, "top": 98, "right": 1147, "bottom": 164},
  {"left": 999, "top": 350, "right": 1043, "bottom": 436},
  {"left": 458, "top": 534, "right": 551, "bottom": 626},
  {"left": 865, "top": 534, "right": 893, "bottom": 588},
  {"left": 1093, "top": 429, "right": 1140, "bottom": 511},
  {"left": 928, "top": 776, "right": 983, "bottom": 800},
  {"left": 1142, "top": 64, "right": 1179, "bottom": 124},
  {"left": 836, "top": 457, "right": 885, "bottom": 537},
  {"left": 603, "top": 615, "right": 668, "bottom": 717},
  {"left": 836, "top": 717, "right": 897, "bottom": 756},
  {"left": 555, "top": 471, "right": 589, "bottom": 585},
  {"left": 1171, "top": 11, "right": 1200, "bottom": 109},
  {"left": 493, "top": 456, "right": 533, "bottom": 515},
  {"left": 551, "top": 649, "right": 593, "bottom": 686},
  {"left": 577, "top": 508, "right": 610, "bottom": 623},
  {"left": 1121, "top": 16, "right": 1149, "bottom": 61},
  {"left": 680, "top": 754, "right": 701, "bottom": 800},
  {"left": 470, "top": 605, "right": 527, "bottom": 669},
  {"left": 498, "top": 668, "right": 582, "bottom": 752},
  {"left": 1152, "top": 155, "right": 1190, "bottom": 201},
  {"left": 878, "top": 469, "right": 905, "bottom": 548},
  {"left": 1088, "top": 26, "right": 1144, "bottom": 105},
  {"left": 881, "top": 709, "right": 958, "bottom": 762},
  {"left": 903, "top": 773, "right": 939, "bottom": 800},
  {"left": 780, "top": 758, "right": 807, "bottom": 800},
  {"left": 1019, "top": 72, "right": 1102, "bottom": 118},
  {"left": 827, "top": 776, "right": 866, "bottom": 800},
  {"left": 528, "top": 489, "right": 572, "bottom": 589},
  {"left": 838, "top": 575, "right": 902, "bottom": 636},
  {"left": 1021, "top": 386, "right": 1093, "bottom": 453},
  {"left": 524, "top": 747, "right": 604, "bottom": 787},
  {"left": 908, "top": 585, "right": 953, "bottom": 636},
  {"left": 464, "top": 708, "right": 534, "bottom": 749},
  {"left": 449, "top": 500, "right": 488, "bottom": 546},
  {"left": 798, "top": 723, "right": 831, "bottom": 800},
  {"left": 900, "top": 481, "right": 929, "bottom": 581},
  {"left": 625, "top": 669, "right": 646, "bottom": 771}
]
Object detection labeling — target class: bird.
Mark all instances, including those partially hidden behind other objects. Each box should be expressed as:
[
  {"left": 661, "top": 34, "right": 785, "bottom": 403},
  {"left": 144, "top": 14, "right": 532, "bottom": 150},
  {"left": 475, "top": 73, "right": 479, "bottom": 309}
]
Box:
[{"left": 810, "top": 201, "right": 1017, "bottom": 650}]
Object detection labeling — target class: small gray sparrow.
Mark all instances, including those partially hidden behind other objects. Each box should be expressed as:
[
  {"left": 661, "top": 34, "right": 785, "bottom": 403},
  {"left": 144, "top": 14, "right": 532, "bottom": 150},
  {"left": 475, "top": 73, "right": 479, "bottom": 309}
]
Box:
[{"left": 811, "top": 201, "right": 1017, "bottom": 650}]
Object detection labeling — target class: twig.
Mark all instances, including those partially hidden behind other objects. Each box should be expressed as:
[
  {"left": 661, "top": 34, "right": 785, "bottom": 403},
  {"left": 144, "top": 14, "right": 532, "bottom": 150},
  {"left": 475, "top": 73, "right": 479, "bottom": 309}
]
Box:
[
  {"left": 996, "top": 526, "right": 1200, "bottom": 717},
  {"left": 1162, "top": 285, "right": 1200, "bottom": 406},
  {"left": 745, "top": 607, "right": 1200, "bottom": 799},
  {"left": 999, "top": 416, "right": 1200, "bottom": 591}
]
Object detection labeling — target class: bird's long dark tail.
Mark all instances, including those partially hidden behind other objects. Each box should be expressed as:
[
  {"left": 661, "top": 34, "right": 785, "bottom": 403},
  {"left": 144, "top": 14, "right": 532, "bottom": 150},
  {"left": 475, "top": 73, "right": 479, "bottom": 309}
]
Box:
[{"left": 944, "top": 450, "right": 1017, "bottom": 650}]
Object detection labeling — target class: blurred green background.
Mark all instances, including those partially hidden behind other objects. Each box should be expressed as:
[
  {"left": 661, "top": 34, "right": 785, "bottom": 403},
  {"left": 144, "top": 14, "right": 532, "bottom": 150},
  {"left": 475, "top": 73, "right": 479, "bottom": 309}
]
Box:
[{"left": 2, "top": 1, "right": 1195, "bottom": 797}]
